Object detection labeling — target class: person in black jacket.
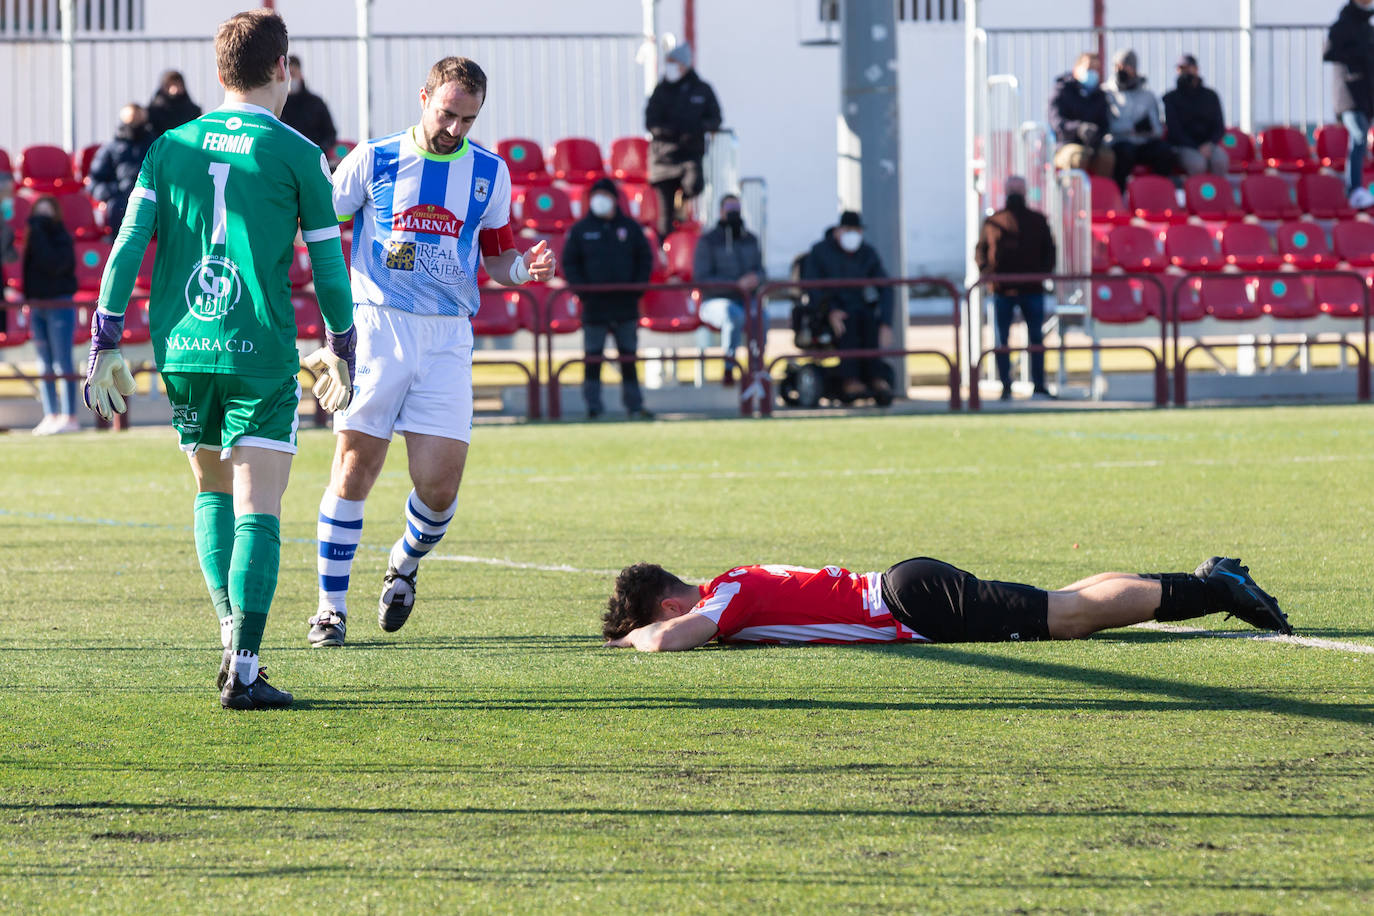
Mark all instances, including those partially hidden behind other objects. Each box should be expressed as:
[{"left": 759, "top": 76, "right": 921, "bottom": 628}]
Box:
[
  {"left": 1048, "top": 52, "right": 1116, "bottom": 179},
  {"left": 282, "top": 56, "right": 338, "bottom": 154},
  {"left": 645, "top": 44, "right": 722, "bottom": 241},
  {"left": 147, "top": 70, "right": 202, "bottom": 139},
  {"left": 1325, "top": 1, "right": 1374, "bottom": 206},
  {"left": 88, "top": 103, "right": 153, "bottom": 234},
  {"left": 563, "top": 178, "right": 655, "bottom": 419},
  {"left": 1162, "top": 55, "right": 1228, "bottom": 177},
  {"left": 22, "top": 196, "right": 80, "bottom": 434},
  {"left": 801, "top": 211, "right": 894, "bottom": 404}
]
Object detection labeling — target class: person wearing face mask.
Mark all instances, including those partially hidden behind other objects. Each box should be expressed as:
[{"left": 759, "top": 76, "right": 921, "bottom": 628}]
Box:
[
  {"left": 975, "top": 177, "right": 1058, "bottom": 402},
  {"left": 1103, "top": 49, "right": 1175, "bottom": 190},
  {"left": 147, "top": 70, "right": 202, "bottom": 139},
  {"left": 281, "top": 55, "right": 338, "bottom": 155},
  {"left": 1049, "top": 52, "right": 1116, "bottom": 180},
  {"left": 562, "top": 177, "right": 655, "bottom": 419},
  {"left": 801, "top": 211, "right": 894, "bottom": 405},
  {"left": 645, "top": 43, "right": 723, "bottom": 241},
  {"left": 692, "top": 194, "right": 763, "bottom": 385},
  {"left": 88, "top": 103, "right": 153, "bottom": 234},
  {"left": 1325, "top": 1, "right": 1374, "bottom": 208},
  {"left": 21, "top": 195, "right": 80, "bottom": 434},
  {"left": 1162, "top": 55, "right": 1228, "bottom": 177}
]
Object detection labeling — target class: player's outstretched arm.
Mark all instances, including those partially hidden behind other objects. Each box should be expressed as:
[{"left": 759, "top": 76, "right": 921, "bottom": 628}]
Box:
[{"left": 604, "top": 613, "right": 719, "bottom": 652}]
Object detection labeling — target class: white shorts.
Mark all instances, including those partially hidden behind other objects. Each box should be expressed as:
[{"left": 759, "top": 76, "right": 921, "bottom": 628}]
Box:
[{"left": 334, "top": 303, "right": 474, "bottom": 443}]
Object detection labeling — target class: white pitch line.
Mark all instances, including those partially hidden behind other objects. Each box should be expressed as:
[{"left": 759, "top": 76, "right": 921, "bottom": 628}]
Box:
[
  {"left": 1134, "top": 621, "right": 1374, "bottom": 655},
  {"left": 426, "top": 552, "right": 620, "bottom": 576}
]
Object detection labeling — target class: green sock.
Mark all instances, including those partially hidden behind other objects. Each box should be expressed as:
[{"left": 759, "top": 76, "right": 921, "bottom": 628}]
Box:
[
  {"left": 229, "top": 513, "right": 281, "bottom": 655},
  {"left": 193, "top": 492, "right": 236, "bottom": 626}
]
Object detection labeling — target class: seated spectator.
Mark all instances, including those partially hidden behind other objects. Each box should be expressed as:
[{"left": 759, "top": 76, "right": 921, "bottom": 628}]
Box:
[
  {"left": 1162, "top": 54, "right": 1228, "bottom": 177},
  {"left": 562, "top": 178, "right": 655, "bottom": 420},
  {"left": 22, "top": 196, "right": 80, "bottom": 435},
  {"left": 148, "top": 70, "right": 201, "bottom": 139},
  {"left": 88, "top": 103, "right": 153, "bottom": 234},
  {"left": 1049, "top": 52, "right": 1116, "bottom": 179},
  {"left": 801, "top": 211, "right": 894, "bottom": 406},
  {"left": 1104, "top": 49, "right": 1174, "bottom": 189},
  {"left": 692, "top": 194, "right": 763, "bottom": 385},
  {"left": 282, "top": 55, "right": 338, "bottom": 154},
  {"left": 1325, "top": 1, "right": 1374, "bottom": 208}
]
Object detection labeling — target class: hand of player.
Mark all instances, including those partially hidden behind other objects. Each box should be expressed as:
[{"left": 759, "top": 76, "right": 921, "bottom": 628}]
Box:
[
  {"left": 302, "top": 324, "right": 357, "bottom": 414},
  {"left": 603, "top": 635, "right": 631, "bottom": 648},
  {"left": 523, "top": 239, "right": 556, "bottom": 283},
  {"left": 84, "top": 311, "right": 137, "bottom": 420}
]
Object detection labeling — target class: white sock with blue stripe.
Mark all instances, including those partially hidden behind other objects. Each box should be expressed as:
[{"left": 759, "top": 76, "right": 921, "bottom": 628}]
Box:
[
  {"left": 388, "top": 490, "right": 456, "bottom": 577},
  {"left": 317, "top": 491, "right": 366, "bottom": 617}
]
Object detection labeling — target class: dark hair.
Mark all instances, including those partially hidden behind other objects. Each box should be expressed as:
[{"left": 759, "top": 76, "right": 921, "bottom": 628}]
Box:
[
  {"left": 159, "top": 70, "right": 186, "bottom": 92},
  {"left": 215, "top": 10, "right": 288, "bottom": 93},
  {"left": 1076, "top": 51, "right": 1098, "bottom": 68},
  {"left": 424, "top": 56, "right": 488, "bottom": 99},
  {"left": 602, "top": 563, "right": 690, "bottom": 640},
  {"left": 288, "top": 55, "right": 302, "bottom": 68}
]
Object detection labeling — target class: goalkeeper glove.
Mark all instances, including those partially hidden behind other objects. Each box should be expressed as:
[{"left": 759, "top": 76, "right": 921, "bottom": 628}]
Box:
[
  {"left": 301, "top": 324, "right": 356, "bottom": 413},
  {"left": 84, "top": 310, "right": 137, "bottom": 420}
]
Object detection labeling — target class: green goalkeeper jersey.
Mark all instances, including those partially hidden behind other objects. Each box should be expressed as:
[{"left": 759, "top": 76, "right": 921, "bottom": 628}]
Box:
[{"left": 98, "top": 102, "right": 352, "bottom": 379}]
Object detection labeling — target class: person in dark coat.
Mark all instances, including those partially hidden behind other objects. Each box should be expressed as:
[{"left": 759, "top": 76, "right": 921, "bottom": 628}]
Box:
[
  {"left": 974, "top": 176, "right": 1059, "bottom": 401},
  {"left": 1162, "top": 54, "right": 1228, "bottom": 176},
  {"left": 1325, "top": 1, "right": 1374, "bottom": 205},
  {"left": 692, "top": 194, "right": 763, "bottom": 384},
  {"left": 281, "top": 56, "right": 338, "bottom": 153},
  {"left": 22, "top": 196, "right": 80, "bottom": 434},
  {"left": 645, "top": 44, "right": 722, "bottom": 241},
  {"left": 1103, "top": 49, "right": 1174, "bottom": 190},
  {"left": 801, "top": 210, "right": 894, "bottom": 404},
  {"left": 147, "top": 70, "right": 202, "bottom": 139},
  {"left": 88, "top": 103, "right": 153, "bottom": 234},
  {"left": 562, "top": 177, "right": 655, "bottom": 419},
  {"left": 1049, "top": 52, "right": 1116, "bottom": 179}
]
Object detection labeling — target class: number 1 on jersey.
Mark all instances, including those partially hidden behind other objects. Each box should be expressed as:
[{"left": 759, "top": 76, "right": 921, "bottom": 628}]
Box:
[{"left": 208, "top": 162, "right": 230, "bottom": 246}]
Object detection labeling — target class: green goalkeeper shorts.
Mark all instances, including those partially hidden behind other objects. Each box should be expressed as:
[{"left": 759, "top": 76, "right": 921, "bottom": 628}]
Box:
[{"left": 162, "top": 371, "right": 301, "bottom": 458}]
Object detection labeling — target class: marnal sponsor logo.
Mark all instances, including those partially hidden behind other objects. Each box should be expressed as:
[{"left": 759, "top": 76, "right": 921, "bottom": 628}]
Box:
[{"left": 393, "top": 204, "right": 464, "bottom": 238}]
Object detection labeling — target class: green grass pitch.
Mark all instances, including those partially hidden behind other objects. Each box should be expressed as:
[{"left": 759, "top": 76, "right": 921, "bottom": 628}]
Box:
[{"left": 1, "top": 406, "right": 1372, "bottom": 913}]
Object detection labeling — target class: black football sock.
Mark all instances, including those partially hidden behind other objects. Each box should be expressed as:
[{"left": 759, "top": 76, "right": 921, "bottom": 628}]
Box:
[{"left": 1138, "top": 572, "right": 1215, "bottom": 621}]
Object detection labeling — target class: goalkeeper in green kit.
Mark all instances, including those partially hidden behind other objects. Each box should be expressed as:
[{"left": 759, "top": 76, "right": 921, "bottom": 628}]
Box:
[{"left": 85, "top": 9, "right": 354, "bottom": 709}]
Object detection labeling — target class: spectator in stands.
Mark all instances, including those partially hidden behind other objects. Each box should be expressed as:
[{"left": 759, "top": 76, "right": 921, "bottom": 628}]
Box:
[
  {"left": 563, "top": 177, "right": 655, "bottom": 420},
  {"left": 1049, "top": 52, "right": 1116, "bottom": 180},
  {"left": 1103, "top": 49, "right": 1174, "bottom": 189},
  {"left": 1162, "top": 55, "right": 1228, "bottom": 177},
  {"left": 22, "top": 196, "right": 79, "bottom": 435},
  {"left": 147, "top": 70, "right": 202, "bottom": 139},
  {"left": 282, "top": 55, "right": 338, "bottom": 154},
  {"left": 802, "top": 211, "right": 894, "bottom": 405},
  {"left": 1325, "top": 1, "right": 1374, "bottom": 209},
  {"left": 88, "top": 103, "right": 152, "bottom": 234},
  {"left": 974, "top": 176, "right": 1058, "bottom": 402},
  {"left": 645, "top": 44, "right": 722, "bottom": 242},
  {"left": 693, "top": 194, "right": 763, "bottom": 385}
]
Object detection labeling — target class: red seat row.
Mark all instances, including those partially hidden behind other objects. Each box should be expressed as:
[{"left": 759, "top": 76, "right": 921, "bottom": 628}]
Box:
[
  {"left": 1224, "top": 125, "right": 1346, "bottom": 175},
  {"left": 1093, "top": 273, "right": 1366, "bottom": 324},
  {"left": 497, "top": 136, "right": 648, "bottom": 187},
  {"left": 1097, "top": 220, "right": 1374, "bottom": 274},
  {"left": 1093, "top": 173, "right": 1361, "bottom": 227}
]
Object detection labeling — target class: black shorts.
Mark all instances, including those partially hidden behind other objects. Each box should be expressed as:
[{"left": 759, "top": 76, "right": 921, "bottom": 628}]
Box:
[{"left": 880, "top": 557, "right": 1050, "bottom": 643}]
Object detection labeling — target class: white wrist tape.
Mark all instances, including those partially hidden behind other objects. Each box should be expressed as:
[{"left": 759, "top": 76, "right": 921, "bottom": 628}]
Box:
[{"left": 509, "top": 256, "right": 532, "bottom": 285}]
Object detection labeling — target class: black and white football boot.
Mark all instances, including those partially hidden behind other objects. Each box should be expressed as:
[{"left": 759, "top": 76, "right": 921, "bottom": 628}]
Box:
[
  {"left": 378, "top": 566, "right": 417, "bottom": 633},
  {"left": 307, "top": 609, "right": 347, "bottom": 648}
]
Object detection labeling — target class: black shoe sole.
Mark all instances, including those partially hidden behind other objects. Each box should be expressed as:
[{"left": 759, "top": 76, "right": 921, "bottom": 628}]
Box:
[{"left": 1210, "top": 558, "right": 1293, "bottom": 635}]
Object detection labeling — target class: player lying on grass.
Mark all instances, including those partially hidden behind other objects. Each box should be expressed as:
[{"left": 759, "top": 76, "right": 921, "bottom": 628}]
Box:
[{"left": 602, "top": 556, "right": 1291, "bottom": 651}]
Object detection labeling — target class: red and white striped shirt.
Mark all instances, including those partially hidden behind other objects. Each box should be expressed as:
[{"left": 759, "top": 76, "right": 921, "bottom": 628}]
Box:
[{"left": 690, "top": 565, "right": 928, "bottom": 645}]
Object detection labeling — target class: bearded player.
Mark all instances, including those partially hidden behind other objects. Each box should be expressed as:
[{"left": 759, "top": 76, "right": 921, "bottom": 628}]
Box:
[
  {"left": 84, "top": 9, "right": 356, "bottom": 708},
  {"left": 307, "top": 57, "right": 556, "bottom": 648},
  {"left": 603, "top": 556, "right": 1291, "bottom": 651}
]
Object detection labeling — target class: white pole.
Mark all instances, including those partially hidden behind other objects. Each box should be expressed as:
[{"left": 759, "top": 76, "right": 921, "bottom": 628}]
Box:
[
  {"left": 963, "top": 0, "right": 984, "bottom": 389},
  {"left": 1238, "top": 0, "right": 1254, "bottom": 135},
  {"left": 356, "top": 0, "right": 371, "bottom": 141},
  {"left": 60, "top": 0, "right": 76, "bottom": 152},
  {"left": 640, "top": 0, "right": 659, "bottom": 98}
]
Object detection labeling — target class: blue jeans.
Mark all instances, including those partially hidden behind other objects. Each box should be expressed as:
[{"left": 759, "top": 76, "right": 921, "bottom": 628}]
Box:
[
  {"left": 582, "top": 320, "right": 643, "bottom": 414},
  {"left": 697, "top": 297, "right": 746, "bottom": 351},
  {"left": 1343, "top": 110, "right": 1370, "bottom": 193},
  {"left": 29, "top": 301, "right": 78, "bottom": 416},
  {"left": 992, "top": 292, "right": 1046, "bottom": 391}
]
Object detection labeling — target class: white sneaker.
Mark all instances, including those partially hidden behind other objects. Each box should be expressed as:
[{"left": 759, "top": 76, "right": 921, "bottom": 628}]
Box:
[
  {"left": 31, "top": 415, "right": 58, "bottom": 436},
  {"left": 50, "top": 415, "right": 81, "bottom": 434},
  {"left": 1349, "top": 187, "right": 1374, "bottom": 210}
]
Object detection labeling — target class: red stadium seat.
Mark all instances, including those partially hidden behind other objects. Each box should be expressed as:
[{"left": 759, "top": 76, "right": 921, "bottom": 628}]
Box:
[
  {"left": 1276, "top": 221, "right": 1337, "bottom": 269},
  {"left": 1334, "top": 220, "right": 1374, "bottom": 266},
  {"left": 473, "top": 287, "right": 526, "bottom": 336},
  {"left": 0, "top": 147, "right": 12, "bottom": 178},
  {"left": 1091, "top": 278, "right": 1159, "bottom": 323},
  {"left": 121, "top": 297, "right": 152, "bottom": 344},
  {"left": 19, "top": 144, "right": 79, "bottom": 193},
  {"left": 639, "top": 288, "right": 700, "bottom": 332},
  {"left": 7, "top": 194, "right": 33, "bottom": 245},
  {"left": 608, "top": 137, "right": 649, "bottom": 183},
  {"left": 1165, "top": 224, "right": 1222, "bottom": 271},
  {"left": 545, "top": 293, "right": 582, "bottom": 334},
  {"left": 1241, "top": 174, "right": 1301, "bottom": 220},
  {"left": 292, "top": 292, "right": 323, "bottom": 340},
  {"left": 1091, "top": 226, "right": 1111, "bottom": 272},
  {"left": 1221, "top": 128, "right": 1263, "bottom": 174},
  {"left": 1107, "top": 224, "right": 1164, "bottom": 272},
  {"left": 1090, "top": 175, "right": 1131, "bottom": 225},
  {"left": 497, "top": 138, "right": 552, "bottom": 186},
  {"left": 1193, "top": 276, "right": 1259, "bottom": 320},
  {"left": 288, "top": 244, "right": 313, "bottom": 288},
  {"left": 1259, "top": 126, "right": 1318, "bottom": 173},
  {"left": 73, "top": 240, "right": 112, "bottom": 303},
  {"left": 1297, "top": 173, "right": 1355, "bottom": 220},
  {"left": 550, "top": 137, "right": 606, "bottom": 185},
  {"left": 59, "top": 193, "right": 103, "bottom": 240},
  {"left": 621, "top": 181, "right": 660, "bottom": 230},
  {"left": 662, "top": 228, "right": 699, "bottom": 280},
  {"left": 73, "top": 144, "right": 101, "bottom": 182},
  {"left": 1128, "top": 175, "right": 1186, "bottom": 224},
  {"left": 516, "top": 186, "right": 574, "bottom": 233},
  {"left": 1315, "top": 275, "right": 1367, "bottom": 317},
  {"left": 0, "top": 304, "right": 30, "bottom": 348},
  {"left": 1184, "top": 174, "right": 1242, "bottom": 222},
  {"left": 71, "top": 303, "right": 95, "bottom": 345},
  {"left": 1220, "top": 223, "right": 1279, "bottom": 270},
  {"left": 1315, "top": 123, "right": 1349, "bottom": 172},
  {"left": 329, "top": 140, "right": 356, "bottom": 163},
  {"left": 1255, "top": 276, "right": 1318, "bottom": 319}
]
